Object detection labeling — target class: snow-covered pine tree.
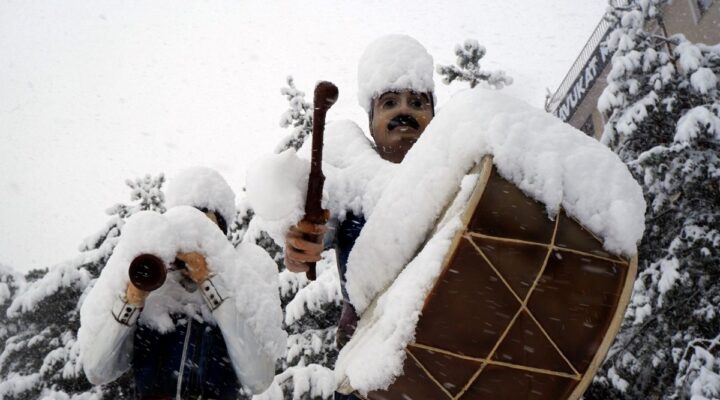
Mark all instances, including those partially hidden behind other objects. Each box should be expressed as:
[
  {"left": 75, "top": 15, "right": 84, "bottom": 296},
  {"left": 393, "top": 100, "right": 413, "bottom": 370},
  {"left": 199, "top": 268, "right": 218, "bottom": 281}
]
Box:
[
  {"left": 239, "top": 210, "right": 340, "bottom": 400},
  {"left": 257, "top": 253, "right": 339, "bottom": 400},
  {"left": 436, "top": 39, "right": 513, "bottom": 89},
  {"left": 276, "top": 76, "right": 314, "bottom": 153},
  {"left": 0, "top": 174, "right": 165, "bottom": 399},
  {"left": 239, "top": 212, "right": 339, "bottom": 400},
  {"left": 585, "top": 1, "right": 720, "bottom": 398},
  {"left": 228, "top": 192, "right": 256, "bottom": 248},
  {"left": 0, "top": 264, "right": 25, "bottom": 363}
]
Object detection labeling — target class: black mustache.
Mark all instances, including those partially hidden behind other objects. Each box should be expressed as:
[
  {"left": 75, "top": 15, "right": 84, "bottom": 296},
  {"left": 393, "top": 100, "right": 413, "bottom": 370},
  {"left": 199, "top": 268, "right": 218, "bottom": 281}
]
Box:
[{"left": 387, "top": 115, "right": 420, "bottom": 131}]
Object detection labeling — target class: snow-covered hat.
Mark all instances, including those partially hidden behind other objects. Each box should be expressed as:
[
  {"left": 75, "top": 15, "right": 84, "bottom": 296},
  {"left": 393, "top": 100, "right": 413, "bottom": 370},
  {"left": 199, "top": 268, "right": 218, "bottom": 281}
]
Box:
[
  {"left": 357, "top": 34, "right": 435, "bottom": 113},
  {"left": 165, "top": 167, "right": 236, "bottom": 228}
]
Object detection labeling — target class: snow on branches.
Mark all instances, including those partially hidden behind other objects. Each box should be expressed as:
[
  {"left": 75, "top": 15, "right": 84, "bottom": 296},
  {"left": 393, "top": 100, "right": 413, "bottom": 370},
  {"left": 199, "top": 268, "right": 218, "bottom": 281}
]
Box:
[
  {"left": 436, "top": 39, "right": 513, "bottom": 89},
  {"left": 255, "top": 364, "right": 336, "bottom": 400},
  {"left": 105, "top": 174, "right": 166, "bottom": 220},
  {"left": 276, "top": 76, "right": 313, "bottom": 153},
  {"left": 587, "top": 1, "right": 720, "bottom": 398},
  {"left": 250, "top": 208, "right": 341, "bottom": 400}
]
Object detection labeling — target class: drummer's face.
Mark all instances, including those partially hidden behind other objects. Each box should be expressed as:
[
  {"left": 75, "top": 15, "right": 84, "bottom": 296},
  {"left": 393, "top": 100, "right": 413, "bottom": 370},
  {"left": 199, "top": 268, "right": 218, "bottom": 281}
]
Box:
[{"left": 370, "top": 90, "right": 433, "bottom": 163}]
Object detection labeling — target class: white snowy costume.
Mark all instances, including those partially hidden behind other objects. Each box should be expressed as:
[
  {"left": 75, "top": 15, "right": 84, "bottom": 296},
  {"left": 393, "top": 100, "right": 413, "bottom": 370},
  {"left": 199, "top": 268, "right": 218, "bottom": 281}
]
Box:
[{"left": 78, "top": 167, "right": 286, "bottom": 397}]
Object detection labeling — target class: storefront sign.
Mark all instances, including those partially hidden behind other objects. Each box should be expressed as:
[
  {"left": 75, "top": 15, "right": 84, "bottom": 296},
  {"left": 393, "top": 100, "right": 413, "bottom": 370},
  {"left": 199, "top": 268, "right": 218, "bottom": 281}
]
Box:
[{"left": 554, "top": 39, "right": 614, "bottom": 122}]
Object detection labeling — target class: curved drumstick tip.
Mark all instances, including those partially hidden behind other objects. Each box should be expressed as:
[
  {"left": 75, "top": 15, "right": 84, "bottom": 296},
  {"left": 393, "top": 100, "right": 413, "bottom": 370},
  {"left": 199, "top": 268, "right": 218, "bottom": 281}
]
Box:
[{"left": 315, "top": 81, "right": 339, "bottom": 110}]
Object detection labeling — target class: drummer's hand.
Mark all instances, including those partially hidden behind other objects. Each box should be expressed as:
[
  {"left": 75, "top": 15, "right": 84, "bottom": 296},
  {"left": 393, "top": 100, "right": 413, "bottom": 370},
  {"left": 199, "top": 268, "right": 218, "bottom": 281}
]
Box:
[
  {"left": 126, "top": 282, "right": 150, "bottom": 306},
  {"left": 285, "top": 215, "right": 328, "bottom": 273},
  {"left": 176, "top": 251, "right": 210, "bottom": 283}
]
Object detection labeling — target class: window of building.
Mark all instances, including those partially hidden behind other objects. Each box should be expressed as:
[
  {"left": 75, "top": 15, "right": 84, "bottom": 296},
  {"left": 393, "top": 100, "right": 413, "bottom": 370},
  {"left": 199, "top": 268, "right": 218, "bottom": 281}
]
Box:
[
  {"left": 690, "top": 0, "right": 715, "bottom": 22},
  {"left": 580, "top": 115, "right": 596, "bottom": 137},
  {"left": 699, "top": 0, "right": 714, "bottom": 13}
]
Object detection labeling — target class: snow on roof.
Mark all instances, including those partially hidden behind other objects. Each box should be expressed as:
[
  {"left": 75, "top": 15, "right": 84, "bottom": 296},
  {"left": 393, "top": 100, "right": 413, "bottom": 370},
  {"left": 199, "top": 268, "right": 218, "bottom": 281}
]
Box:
[
  {"left": 165, "top": 166, "right": 236, "bottom": 226},
  {"left": 335, "top": 88, "right": 646, "bottom": 394},
  {"left": 357, "top": 34, "right": 435, "bottom": 113}
]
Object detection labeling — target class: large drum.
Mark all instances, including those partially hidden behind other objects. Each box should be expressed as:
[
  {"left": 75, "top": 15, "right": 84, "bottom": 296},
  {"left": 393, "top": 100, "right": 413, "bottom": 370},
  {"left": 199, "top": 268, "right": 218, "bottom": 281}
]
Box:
[{"left": 348, "top": 156, "right": 637, "bottom": 400}]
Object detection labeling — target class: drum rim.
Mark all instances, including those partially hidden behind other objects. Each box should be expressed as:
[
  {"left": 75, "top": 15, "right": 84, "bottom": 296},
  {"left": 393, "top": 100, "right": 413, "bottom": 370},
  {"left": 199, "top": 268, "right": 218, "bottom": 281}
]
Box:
[{"left": 413, "top": 155, "right": 638, "bottom": 400}]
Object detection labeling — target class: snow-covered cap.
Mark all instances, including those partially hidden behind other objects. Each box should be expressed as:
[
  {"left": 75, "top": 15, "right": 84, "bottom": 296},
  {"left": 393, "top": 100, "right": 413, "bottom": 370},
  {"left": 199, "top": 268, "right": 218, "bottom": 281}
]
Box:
[
  {"left": 165, "top": 167, "right": 236, "bottom": 228},
  {"left": 357, "top": 34, "right": 435, "bottom": 113}
]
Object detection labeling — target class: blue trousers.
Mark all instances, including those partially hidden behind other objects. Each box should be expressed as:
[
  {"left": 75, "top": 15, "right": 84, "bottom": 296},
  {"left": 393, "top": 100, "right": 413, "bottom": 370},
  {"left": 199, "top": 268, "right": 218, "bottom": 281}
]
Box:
[
  {"left": 333, "top": 214, "right": 366, "bottom": 400},
  {"left": 335, "top": 392, "right": 360, "bottom": 400}
]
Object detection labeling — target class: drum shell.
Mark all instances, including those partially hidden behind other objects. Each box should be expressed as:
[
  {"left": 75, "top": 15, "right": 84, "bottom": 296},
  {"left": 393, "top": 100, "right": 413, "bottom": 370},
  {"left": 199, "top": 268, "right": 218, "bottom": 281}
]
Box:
[{"left": 359, "top": 158, "right": 637, "bottom": 400}]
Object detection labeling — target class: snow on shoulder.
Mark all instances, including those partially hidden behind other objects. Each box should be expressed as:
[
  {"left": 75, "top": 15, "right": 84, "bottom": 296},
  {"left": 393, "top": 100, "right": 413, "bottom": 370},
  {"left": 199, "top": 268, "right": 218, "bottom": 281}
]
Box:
[
  {"left": 357, "top": 34, "right": 435, "bottom": 112},
  {"left": 336, "top": 88, "right": 645, "bottom": 394},
  {"left": 245, "top": 148, "right": 309, "bottom": 236},
  {"left": 322, "top": 120, "right": 396, "bottom": 219},
  {"left": 246, "top": 119, "right": 395, "bottom": 242}
]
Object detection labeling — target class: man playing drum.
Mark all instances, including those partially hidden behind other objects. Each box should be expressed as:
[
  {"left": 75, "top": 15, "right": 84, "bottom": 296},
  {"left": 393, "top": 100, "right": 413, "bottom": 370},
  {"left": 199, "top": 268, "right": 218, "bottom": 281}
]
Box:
[{"left": 283, "top": 34, "right": 436, "bottom": 352}]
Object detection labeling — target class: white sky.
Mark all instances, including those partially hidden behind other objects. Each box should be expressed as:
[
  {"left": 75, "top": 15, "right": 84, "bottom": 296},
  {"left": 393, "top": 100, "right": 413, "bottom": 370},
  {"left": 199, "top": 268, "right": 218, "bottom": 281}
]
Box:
[{"left": 0, "top": 0, "right": 607, "bottom": 272}]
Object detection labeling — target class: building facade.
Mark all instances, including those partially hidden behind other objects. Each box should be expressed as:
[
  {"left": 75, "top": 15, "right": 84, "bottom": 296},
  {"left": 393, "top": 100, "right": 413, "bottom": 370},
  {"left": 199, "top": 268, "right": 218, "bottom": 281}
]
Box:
[{"left": 545, "top": 0, "right": 720, "bottom": 139}]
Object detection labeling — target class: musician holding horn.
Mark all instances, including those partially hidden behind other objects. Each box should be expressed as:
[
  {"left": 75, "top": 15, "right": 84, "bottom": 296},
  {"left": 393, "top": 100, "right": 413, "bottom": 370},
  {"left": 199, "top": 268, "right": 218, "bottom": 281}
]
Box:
[
  {"left": 78, "top": 167, "right": 286, "bottom": 400},
  {"left": 284, "top": 34, "right": 436, "bottom": 360}
]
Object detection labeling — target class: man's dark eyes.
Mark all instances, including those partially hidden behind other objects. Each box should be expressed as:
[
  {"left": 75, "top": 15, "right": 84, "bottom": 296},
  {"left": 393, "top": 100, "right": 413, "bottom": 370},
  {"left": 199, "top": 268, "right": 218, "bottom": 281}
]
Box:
[{"left": 383, "top": 99, "right": 397, "bottom": 108}]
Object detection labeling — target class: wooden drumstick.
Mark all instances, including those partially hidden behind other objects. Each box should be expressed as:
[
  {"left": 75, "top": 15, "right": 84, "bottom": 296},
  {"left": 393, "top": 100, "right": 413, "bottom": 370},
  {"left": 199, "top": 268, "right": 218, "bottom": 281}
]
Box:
[{"left": 304, "top": 81, "right": 338, "bottom": 281}]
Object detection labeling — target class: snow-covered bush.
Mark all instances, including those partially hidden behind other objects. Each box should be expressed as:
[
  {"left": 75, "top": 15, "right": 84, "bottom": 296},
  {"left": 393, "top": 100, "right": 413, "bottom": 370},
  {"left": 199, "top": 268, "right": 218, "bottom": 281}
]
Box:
[
  {"left": 436, "top": 39, "right": 513, "bottom": 89},
  {"left": 586, "top": 1, "right": 720, "bottom": 398}
]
